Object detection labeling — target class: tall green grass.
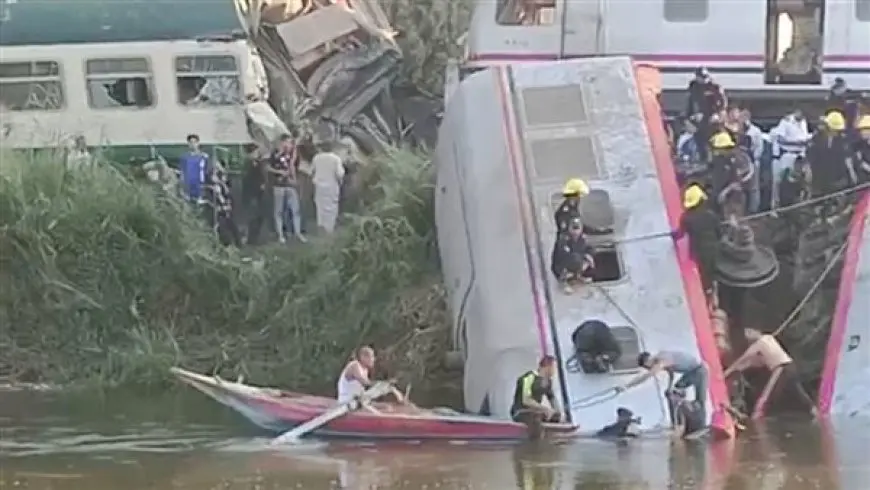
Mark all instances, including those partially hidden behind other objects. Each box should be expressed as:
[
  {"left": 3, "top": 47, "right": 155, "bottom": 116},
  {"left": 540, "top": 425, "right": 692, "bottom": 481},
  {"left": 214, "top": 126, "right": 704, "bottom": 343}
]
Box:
[{"left": 0, "top": 149, "right": 449, "bottom": 391}]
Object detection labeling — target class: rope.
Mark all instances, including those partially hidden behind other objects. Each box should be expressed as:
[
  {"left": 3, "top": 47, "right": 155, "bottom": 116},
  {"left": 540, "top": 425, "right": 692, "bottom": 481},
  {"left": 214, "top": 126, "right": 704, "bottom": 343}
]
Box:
[
  {"left": 726, "top": 238, "right": 850, "bottom": 371},
  {"left": 617, "top": 182, "right": 870, "bottom": 245},
  {"left": 571, "top": 387, "right": 619, "bottom": 409}
]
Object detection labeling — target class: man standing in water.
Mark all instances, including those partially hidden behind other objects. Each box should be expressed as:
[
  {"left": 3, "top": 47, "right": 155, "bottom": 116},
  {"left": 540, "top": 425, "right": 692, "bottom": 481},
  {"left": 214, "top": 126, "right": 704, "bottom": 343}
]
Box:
[
  {"left": 723, "top": 329, "right": 818, "bottom": 419},
  {"left": 616, "top": 351, "right": 707, "bottom": 432}
]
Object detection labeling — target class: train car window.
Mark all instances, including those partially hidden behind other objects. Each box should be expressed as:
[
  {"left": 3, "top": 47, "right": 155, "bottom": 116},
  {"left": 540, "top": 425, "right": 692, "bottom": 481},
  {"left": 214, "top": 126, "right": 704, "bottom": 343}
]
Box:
[
  {"left": 85, "top": 57, "right": 155, "bottom": 109},
  {"left": 858, "top": 0, "right": 870, "bottom": 21},
  {"left": 0, "top": 61, "right": 65, "bottom": 111},
  {"left": 496, "top": 0, "right": 556, "bottom": 25},
  {"left": 663, "top": 0, "right": 709, "bottom": 22},
  {"left": 174, "top": 55, "right": 242, "bottom": 107}
]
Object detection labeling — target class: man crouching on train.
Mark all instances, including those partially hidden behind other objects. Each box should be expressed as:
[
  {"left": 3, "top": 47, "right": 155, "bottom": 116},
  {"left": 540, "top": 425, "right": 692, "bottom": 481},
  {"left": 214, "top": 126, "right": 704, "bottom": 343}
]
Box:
[
  {"left": 551, "top": 216, "right": 595, "bottom": 293},
  {"left": 511, "top": 356, "right": 565, "bottom": 437}
]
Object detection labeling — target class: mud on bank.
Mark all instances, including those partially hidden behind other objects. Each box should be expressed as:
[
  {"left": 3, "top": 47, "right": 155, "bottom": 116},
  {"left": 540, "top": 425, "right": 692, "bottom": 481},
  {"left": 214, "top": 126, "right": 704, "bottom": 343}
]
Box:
[{"left": 0, "top": 151, "right": 458, "bottom": 397}]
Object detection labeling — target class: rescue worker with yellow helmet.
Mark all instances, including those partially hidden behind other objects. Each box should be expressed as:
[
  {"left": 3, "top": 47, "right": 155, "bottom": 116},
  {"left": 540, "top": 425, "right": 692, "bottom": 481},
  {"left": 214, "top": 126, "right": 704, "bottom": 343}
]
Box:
[
  {"left": 671, "top": 184, "right": 721, "bottom": 298},
  {"left": 807, "top": 110, "right": 855, "bottom": 195},
  {"left": 554, "top": 178, "right": 589, "bottom": 238},
  {"left": 709, "top": 130, "right": 753, "bottom": 218},
  {"left": 854, "top": 114, "right": 870, "bottom": 184}
]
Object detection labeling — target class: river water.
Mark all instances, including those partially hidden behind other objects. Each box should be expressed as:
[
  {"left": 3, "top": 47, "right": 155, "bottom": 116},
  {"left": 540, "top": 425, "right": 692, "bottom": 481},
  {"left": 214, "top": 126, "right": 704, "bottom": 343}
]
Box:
[{"left": 1, "top": 388, "right": 868, "bottom": 489}]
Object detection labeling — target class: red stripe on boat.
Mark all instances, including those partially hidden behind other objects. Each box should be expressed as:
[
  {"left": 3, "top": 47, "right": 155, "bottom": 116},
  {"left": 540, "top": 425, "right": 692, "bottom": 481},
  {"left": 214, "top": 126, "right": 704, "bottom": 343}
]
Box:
[{"left": 634, "top": 63, "right": 735, "bottom": 438}]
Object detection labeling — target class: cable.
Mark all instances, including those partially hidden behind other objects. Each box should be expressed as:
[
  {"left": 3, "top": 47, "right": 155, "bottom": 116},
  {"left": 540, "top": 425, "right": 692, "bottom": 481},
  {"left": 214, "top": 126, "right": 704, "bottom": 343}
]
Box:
[
  {"left": 617, "top": 182, "right": 870, "bottom": 245},
  {"left": 571, "top": 387, "right": 619, "bottom": 409}
]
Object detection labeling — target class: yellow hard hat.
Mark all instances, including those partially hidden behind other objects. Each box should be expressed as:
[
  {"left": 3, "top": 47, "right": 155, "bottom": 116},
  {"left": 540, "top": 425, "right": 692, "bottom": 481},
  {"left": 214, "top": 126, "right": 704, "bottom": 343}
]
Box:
[
  {"left": 823, "top": 111, "right": 846, "bottom": 131},
  {"left": 562, "top": 178, "right": 589, "bottom": 196},
  {"left": 710, "top": 131, "right": 735, "bottom": 149},
  {"left": 683, "top": 185, "right": 707, "bottom": 209},
  {"left": 857, "top": 114, "right": 870, "bottom": 130}
]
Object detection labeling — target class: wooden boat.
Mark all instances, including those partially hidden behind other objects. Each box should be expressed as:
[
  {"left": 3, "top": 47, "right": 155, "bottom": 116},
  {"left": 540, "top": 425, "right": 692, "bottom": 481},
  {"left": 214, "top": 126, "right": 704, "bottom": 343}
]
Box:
[{"left": 170, "top": 367, "right": 577, "bottom": 441}]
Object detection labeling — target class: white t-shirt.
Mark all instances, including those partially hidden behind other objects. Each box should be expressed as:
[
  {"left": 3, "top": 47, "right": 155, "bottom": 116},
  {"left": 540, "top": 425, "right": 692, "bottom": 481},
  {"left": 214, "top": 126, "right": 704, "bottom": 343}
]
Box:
[{"left": 336, "top": 361, "right": 367, "bottom": 403}]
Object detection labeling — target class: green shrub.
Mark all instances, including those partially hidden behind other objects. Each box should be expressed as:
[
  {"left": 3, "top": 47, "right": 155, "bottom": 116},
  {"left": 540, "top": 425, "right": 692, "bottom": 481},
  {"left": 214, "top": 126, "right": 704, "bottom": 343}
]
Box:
[{"left": 0, "top": 149, "right": 449, "bottom": 391}]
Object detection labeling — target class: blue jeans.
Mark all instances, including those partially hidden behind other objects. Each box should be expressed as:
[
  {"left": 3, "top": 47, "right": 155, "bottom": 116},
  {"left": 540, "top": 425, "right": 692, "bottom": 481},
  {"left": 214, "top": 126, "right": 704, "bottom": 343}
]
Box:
[{"left": 272, "top": 186, "right": 301, "bottom": 238}]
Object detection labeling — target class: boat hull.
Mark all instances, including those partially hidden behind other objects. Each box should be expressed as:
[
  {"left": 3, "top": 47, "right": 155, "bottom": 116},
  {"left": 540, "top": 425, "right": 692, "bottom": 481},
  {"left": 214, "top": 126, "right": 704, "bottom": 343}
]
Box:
[{"left": 171, "top": 368, "right": 577, "bottom": 441}]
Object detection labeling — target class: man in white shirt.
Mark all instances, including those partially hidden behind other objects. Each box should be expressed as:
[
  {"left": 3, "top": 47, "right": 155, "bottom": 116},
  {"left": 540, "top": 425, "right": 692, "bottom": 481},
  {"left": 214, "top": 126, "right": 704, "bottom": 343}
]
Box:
[
  {"left": 311, "top": 141, "right": 346, "bottom": 233},
  {"left": 769, "top": 110, "right": 811, "bottom": 210}
]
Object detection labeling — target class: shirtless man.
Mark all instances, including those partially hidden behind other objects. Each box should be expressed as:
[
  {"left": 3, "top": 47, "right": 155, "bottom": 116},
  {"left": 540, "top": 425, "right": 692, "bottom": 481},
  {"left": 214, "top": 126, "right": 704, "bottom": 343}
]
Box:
[
  {"left": 723, "top": 329, "right": 817, "bottom": 419},
  {"left": 336, "top": 346, "right": 405, "bottom": 409}
]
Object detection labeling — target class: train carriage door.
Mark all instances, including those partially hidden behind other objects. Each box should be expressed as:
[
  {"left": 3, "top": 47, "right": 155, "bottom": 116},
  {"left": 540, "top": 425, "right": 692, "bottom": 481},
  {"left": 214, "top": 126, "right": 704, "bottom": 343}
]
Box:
[
  {"left": 764, "top": 0, "right": 826, "bottom": 84},
  {"left": 560, "top": 0, "right": 606, "bottom": 56}
]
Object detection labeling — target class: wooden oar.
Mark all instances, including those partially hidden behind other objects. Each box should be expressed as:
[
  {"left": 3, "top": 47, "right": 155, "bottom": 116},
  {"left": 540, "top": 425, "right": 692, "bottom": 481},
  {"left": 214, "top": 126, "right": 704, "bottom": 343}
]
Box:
[{"left": 271, "top": 381, "right": 393, "bottom": 445}]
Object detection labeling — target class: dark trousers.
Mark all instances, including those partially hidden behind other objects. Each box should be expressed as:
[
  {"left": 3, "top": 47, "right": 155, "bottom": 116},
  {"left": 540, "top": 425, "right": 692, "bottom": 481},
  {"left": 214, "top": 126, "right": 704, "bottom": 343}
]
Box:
[
  {"left": 244, "top": 193, "right": 269, "bottom": 245},
  {"left": 217, "top": 212, "right": 241, "bottom": 247}
]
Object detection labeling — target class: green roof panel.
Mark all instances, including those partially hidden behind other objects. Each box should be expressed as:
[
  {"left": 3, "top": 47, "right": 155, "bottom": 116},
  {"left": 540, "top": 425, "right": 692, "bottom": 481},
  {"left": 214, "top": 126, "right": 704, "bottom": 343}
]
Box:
[{"left": 0, "top": 0, "right": 244, "bottom": 46}]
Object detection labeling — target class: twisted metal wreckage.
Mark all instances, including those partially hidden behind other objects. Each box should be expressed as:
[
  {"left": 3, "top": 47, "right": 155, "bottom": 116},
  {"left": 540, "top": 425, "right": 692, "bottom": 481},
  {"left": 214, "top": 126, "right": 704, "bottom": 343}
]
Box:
[{"left": 234, "top": 0, "right": 440, "bottom": 154}]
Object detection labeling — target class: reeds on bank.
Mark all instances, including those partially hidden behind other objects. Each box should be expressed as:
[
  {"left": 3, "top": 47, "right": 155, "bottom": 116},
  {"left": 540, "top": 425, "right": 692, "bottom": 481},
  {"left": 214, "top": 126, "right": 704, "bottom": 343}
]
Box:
[{"left": 0, "top": 149, "right": 449, "bottom": 391}]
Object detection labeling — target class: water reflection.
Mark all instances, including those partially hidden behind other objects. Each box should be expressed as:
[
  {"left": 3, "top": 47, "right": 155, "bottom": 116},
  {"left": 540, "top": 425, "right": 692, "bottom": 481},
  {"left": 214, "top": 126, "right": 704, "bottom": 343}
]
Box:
[{"left": 1, "top": 389, "right": 869, "bottom": 489}]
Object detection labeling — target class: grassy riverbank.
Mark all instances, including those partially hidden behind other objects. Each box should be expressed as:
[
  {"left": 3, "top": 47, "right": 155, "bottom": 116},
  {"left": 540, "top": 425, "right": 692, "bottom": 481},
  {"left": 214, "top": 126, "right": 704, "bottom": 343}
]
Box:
[{"left": 0, "top": 151, "right": 453, "bottom": 393}]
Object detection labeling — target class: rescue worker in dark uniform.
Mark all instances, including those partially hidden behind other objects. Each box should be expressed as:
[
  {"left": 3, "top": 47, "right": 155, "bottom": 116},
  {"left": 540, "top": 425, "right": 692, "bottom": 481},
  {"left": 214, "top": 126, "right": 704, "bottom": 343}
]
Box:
[
  {"left": 807, "top": 111, "right": 855, "bottom": 197},
  {"left": 568, "top": 319, "right": 622, "bottom": 374},
  {"left": 709, "top": 131, "right": 751, "bottom": 218},
  {"left": 554, "top": 178, "right": 589, "bottom": 237},
  {"left": 551, "top": 216, "right": 595, "bottom": 293},
  {"left": 827, "top": 78, "right": 862, "bottom": 134},
  {"left": 686, "top": 67, "right": 726, "bottom": 162},
  {"left": 854, "top": 115, "right": 870, "bottom": 185},
  {"left": 671, "top": 185, "right": 721, "bottom": 300},
  {"left": 510, "top": 356, "right": 563, "bottom": 438}
]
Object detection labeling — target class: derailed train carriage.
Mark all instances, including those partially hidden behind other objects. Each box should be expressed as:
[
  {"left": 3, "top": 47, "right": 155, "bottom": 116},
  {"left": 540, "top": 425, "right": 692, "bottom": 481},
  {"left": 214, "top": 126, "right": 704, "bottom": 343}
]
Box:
[
  {"left": 434, "top": 57, "right": 735, "bottom": 441},
  {"left": 459, "top": 0, "right": 870, "bottom": 118}
]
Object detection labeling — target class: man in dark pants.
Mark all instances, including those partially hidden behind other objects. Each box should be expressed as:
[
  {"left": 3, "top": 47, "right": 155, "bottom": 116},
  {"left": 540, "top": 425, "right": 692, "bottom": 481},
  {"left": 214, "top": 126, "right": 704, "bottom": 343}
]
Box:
[
  {"left": 671, "top": 185, "right": 721, "bottom": 302},
  {"left": 685, "top": 67, "right": 726, "bottom": 162},
  {"left": 510, "top": 356, "right": 564, "bottom": 438},
  {"left": 241, "top": 144, "right": 269, "bottom": 245}
]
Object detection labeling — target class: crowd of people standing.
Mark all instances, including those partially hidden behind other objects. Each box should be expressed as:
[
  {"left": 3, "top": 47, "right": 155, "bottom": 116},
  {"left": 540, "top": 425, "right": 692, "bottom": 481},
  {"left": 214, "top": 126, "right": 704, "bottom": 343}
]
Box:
[{"left": 164, "top": 132, "right": 350, "bottom": 247}]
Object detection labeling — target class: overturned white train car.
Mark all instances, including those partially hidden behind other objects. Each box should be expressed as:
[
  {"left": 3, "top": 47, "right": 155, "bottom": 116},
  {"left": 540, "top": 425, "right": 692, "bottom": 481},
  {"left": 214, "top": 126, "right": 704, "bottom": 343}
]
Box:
[
  {"left": 433, "top": 56, "right": 735, "bottom": 436},
  {"left": 463, "top": 0, "right": 870, "bottom": 95}
]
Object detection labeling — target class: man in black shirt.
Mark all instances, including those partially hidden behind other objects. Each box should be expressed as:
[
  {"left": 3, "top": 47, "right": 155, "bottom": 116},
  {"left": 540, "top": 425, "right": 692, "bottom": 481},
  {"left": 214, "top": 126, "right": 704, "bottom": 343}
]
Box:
[
  {"left": 241, "top": 144, "right": 268, "bottom": 245},
  {"left": 672, "top": 185, "right": 721, "bottom": 299},
  {"left": 686, "top": 68, "right": 726, "bottom": 162}
]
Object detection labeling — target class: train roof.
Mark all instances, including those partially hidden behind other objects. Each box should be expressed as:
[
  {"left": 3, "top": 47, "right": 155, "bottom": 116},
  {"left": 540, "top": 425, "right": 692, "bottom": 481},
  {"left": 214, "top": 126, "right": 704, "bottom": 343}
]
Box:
[{"left": 0, "top": 0, "right": 244, "bottom": 46}]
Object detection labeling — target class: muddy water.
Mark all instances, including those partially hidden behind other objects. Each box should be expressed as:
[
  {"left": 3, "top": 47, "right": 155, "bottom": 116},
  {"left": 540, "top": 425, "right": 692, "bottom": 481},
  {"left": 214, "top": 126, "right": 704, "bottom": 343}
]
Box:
[{"left": 1, "top": 389, "right": 868, "bottom": 489}]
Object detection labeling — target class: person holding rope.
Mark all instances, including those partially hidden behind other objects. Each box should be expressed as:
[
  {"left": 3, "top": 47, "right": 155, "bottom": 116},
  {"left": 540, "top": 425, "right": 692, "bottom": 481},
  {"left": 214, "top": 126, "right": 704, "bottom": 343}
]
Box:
[
  {"left": 615, "top": 351, "right": 708, "bottom": 433},
  {"left": 722, "top": 329, "right": 818, "bottom": 420},
  {"left": 671, "top": 185, "right": 721, "bottom": 302}
]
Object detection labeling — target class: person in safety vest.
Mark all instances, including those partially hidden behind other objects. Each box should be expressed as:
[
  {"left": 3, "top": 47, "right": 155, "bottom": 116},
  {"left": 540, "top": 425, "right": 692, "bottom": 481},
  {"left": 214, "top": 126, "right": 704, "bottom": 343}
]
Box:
[
  {"left": 807, "top": 111, "right": 855, "bottom": 196},
  {"left": 554, "top": 178, "right": 590, "bottom": 237},
  {"left": 551, "top": 216, "right": 595, "bottom": 293},
  {"left": 671, "top": 185, "right": 721, "bottom": 300},
  {"left": 853, "top": 115, "right": 870, "bottom": 184},
  {"left": 510, "top": 355, "right": 564, "bottom": 425}
]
